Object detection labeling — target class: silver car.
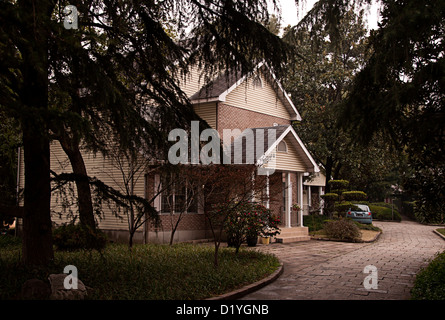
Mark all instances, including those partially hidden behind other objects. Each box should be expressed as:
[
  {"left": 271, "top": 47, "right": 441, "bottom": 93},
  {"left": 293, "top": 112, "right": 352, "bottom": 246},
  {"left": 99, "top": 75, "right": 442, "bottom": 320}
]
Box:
[{"left": 347, "top": 204, "right": 372, "bottom": 224}]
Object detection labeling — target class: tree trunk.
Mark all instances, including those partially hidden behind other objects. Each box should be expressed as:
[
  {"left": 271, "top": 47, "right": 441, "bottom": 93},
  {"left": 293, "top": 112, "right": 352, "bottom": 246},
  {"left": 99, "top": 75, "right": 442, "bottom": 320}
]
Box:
[
  {"left": 325, "top": 156, "right": 333, "bottom": 193},
  {"left": 59, "top": 138, "right": 96, "bottom": 230},
  {"left": 22, "top": 132, "right": 54, "bottom": 265},
  {"left": 333, "top": 162, "right": 342, "bottom": 180},
  {"left": 19, "top": 0, "right": 55, "bottom": 266}
]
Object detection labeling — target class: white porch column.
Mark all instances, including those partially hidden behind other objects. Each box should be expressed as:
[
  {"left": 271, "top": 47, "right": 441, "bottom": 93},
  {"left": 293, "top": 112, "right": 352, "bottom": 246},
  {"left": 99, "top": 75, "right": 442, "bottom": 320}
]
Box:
[
  {"left": 307, "top": 185, "right": 312, "bottom": 214},
  {"left": 298, "top": 173, "right": 304, "bottom": 227},
  {"left": 286, "top": 172, "right": 292, "bottom": 228},
  {"left": 319, "top": 186, "right": 324, "bottom": 215},
  {"left": 266, "top": 172, "right": 270, "bottom": 209}
]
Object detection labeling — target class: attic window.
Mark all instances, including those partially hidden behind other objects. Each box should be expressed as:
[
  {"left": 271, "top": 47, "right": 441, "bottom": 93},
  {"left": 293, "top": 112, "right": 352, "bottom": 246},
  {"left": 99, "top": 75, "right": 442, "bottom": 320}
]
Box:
[
  {"left": 252, "top": 74, "right": 263, "bottom": 89},
  {"left": 277, "top": 141, "right": 287, "bottom": 153}
]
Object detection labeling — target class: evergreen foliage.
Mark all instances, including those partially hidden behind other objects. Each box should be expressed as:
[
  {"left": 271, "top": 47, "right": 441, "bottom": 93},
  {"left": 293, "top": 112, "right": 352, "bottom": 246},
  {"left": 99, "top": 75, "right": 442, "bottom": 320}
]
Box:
[{"left": 0, "top": 0, "right": 292, "bottom": 265}]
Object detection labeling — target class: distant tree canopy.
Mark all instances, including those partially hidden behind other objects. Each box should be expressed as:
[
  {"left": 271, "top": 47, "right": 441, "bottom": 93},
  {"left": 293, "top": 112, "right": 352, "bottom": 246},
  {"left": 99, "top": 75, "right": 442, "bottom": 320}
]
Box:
[
  {"left": 282, "top": 4, "right": 396, "bottom": 197},
  {"left": 287, "top": 0, "right": 443, "bottom": 215},
  {"left": 340, "top": 0, "right": 445, "bottom": 222}
]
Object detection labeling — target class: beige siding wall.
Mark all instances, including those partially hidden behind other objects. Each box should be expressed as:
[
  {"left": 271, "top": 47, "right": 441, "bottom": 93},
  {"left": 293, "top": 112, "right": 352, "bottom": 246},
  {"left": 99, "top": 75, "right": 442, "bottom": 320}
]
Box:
[
  {"left": 49, "top": 141, "right": 145, "bottom": 231},
  {"left": 193, "top": 102, "right": 217, "bottom": 129},
  {"left": 178, "top": 64, "right": 206, "bottom": 98},
  {"left": 304, "top": 171, "right": 326, "bottom": 186},
  {"left": 224, "top": 72, "right": 291, "bottom": 120},
  {"left": 264, "top": 134, "right": 306, "bottom": 172}
]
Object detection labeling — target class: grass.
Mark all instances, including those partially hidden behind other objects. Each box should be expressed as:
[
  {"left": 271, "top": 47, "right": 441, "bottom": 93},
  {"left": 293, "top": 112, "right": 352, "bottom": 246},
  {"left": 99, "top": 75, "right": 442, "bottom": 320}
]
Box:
[
  {"left": 0, "top": 235, "right": 280, "bottom": 300},
  {"left": 411, "top": 250, "right": 445, "bottom": 300},
  {"left": 437, "top": 228, "right": 445, "bottom": 237}
]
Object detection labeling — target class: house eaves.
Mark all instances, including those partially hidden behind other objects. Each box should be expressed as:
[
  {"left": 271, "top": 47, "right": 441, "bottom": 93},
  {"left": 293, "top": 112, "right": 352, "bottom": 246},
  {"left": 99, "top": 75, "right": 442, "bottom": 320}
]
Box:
[
  {"left": 257, "top": 125, "right": 320, "bottom": 173},
  {"left": 189, "top": 62, "right": 302, "bottom": 121}
]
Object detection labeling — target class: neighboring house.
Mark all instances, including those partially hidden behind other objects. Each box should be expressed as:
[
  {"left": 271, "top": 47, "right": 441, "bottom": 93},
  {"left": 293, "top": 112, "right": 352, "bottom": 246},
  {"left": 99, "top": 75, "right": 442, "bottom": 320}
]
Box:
[{"left": 17, "top": 63, "right": 321, "bottom": 244}]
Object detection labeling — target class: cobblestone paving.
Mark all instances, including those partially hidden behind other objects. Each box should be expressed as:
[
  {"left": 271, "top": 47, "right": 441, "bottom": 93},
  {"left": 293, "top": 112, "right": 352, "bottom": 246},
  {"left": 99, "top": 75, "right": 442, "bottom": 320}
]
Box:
[{"left": 241, "top": 220, "right": 445, "bottom": 300}]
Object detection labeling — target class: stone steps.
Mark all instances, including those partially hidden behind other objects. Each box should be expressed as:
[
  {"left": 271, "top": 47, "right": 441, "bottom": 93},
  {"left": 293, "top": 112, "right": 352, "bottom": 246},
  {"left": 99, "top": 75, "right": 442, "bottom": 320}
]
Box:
[{"left": 274, "top": 227, "right": 311, "bottom": 243}]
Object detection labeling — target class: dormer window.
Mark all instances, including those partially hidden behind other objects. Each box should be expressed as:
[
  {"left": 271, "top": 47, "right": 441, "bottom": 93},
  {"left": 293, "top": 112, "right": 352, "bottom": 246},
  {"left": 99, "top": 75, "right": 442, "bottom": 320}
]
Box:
[{"left": 277, "top": 141, "right": 287, "bottom": 153}]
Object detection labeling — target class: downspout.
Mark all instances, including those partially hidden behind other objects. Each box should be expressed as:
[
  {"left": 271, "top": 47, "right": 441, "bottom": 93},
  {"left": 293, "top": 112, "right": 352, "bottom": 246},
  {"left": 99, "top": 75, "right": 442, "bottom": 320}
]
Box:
[{"left": 15, "top": 147, "right": 21, "bottom": 236}]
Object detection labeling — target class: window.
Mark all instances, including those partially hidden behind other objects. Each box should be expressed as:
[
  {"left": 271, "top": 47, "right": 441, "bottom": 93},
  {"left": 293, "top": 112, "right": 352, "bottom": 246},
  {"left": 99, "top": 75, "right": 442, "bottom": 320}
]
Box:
[
  {"left": 277, "top": 141, "right": 287, "bottom": 152},
  {"left": 159, "top": 174, "right": 198, "bottom": 214}
]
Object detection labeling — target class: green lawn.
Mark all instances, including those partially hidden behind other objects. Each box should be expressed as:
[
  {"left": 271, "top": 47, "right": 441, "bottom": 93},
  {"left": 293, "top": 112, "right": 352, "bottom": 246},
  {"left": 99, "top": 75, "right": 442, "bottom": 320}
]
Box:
[{"left": 0, "top": 236, "right": 280, "bottom": 300}]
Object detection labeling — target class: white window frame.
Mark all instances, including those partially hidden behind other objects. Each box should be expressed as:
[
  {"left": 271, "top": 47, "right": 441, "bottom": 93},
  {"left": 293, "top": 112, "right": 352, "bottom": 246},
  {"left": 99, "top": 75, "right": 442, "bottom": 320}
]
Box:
[
  {"left": 154, "top": 174, "right": 199, "bottom": 215},
  {"left": 277, "top": 140, "right": 288, "bottom": 153}
]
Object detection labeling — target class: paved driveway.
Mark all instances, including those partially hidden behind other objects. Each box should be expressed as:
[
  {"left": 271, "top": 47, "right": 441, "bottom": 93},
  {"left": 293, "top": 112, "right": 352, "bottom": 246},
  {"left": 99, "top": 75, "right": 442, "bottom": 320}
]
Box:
[{"left": 242, "top": 220, "right": 445, "bottom": 300}]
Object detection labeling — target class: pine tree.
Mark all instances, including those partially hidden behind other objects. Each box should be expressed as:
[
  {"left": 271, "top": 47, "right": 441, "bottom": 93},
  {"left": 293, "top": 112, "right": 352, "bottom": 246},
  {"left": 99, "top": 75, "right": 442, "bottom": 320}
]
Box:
[{"left": 0, "top": 0, "right": 292, "bottom": 265}]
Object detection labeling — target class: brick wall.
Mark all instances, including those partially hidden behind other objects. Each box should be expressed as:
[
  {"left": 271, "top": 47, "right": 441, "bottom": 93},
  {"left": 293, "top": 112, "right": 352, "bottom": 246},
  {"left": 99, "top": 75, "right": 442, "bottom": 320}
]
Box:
[
  {"left": 217, "top": 103, "right": 290, "bottom": 136},
  {"left": 141, "top": 102, "right": 300, "bottom": 238},
  {"left": 145, "top": 170, "right": 209, "bottom": 234}
]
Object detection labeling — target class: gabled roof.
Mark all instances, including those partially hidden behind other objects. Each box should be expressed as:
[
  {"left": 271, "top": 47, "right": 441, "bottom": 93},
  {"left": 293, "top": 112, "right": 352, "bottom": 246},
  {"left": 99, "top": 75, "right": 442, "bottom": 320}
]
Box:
[
  {"left": 190, "top": 62, "right": 302, "bottom": 121},
  {"left": 227, "top": 125, "right": 319, "bottom": 173}
]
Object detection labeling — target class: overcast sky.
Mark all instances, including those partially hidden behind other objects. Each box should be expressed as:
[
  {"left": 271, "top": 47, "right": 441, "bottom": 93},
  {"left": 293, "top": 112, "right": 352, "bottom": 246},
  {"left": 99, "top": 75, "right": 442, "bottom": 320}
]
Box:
[{"left": 274, "top": 0, "right": 381, "bottom": 32}]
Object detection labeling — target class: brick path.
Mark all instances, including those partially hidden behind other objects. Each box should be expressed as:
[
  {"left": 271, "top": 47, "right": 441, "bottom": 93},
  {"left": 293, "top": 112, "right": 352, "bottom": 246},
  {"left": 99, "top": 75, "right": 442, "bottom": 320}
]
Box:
[{"left": 241, "top": 220, "right": 445, "bottom": 300}]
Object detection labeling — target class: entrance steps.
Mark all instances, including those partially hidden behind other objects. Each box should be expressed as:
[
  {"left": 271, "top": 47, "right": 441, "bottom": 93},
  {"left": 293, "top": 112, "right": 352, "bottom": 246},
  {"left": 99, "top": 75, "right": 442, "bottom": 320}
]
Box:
[{"left": 274, "top": 227, "right": 310, "bottom": 243}]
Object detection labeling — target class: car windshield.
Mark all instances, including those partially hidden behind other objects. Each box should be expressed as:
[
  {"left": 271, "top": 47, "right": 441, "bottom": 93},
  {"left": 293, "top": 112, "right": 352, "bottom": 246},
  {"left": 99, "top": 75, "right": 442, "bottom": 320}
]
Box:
[{"left": 353, "top": 204, "right": 369, "bottom": 212}]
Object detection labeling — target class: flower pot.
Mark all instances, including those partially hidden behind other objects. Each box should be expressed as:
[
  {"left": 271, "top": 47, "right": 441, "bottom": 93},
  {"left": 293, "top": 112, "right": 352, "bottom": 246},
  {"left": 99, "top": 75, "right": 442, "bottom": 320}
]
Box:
[
  {"left": 227, "top": 236, "right": 236, "bottom": 248},
  {"left": 259, "top": 237, "right": 270, "bottom": 245},
  {"left": 246, "top": 236, "right": 258, "bottom": 247}
]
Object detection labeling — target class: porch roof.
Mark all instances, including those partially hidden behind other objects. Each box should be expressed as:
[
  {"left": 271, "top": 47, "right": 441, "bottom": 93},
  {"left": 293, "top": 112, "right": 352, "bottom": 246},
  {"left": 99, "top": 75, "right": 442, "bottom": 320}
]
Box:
[{"left": 227, "top": 125, "right": 319, "bottom": 173}]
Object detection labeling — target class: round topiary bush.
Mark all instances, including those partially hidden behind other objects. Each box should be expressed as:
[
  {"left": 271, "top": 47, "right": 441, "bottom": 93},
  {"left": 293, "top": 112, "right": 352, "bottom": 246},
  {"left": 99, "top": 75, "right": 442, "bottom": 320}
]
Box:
[
  {"left": 342, "top": 191, "right": 367, "bottom": 202},
  {"left": 323, "top": 219, "right": 361, "bottom": 242},
  {"left": 328, "top": 180, "right": 349, "bottom": 191}
]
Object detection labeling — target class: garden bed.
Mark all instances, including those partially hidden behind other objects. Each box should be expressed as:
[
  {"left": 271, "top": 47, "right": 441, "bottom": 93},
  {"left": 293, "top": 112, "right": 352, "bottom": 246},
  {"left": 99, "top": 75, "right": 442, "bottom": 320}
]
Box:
[
  {"left": 310, "top": 229, "right": 381, "bottom": 243},
  {"left": 306, "top": 216, "right": 382, "bottom": 243},
  {"left": 0, "top": 237, "right": 280, "bottom": 300}
]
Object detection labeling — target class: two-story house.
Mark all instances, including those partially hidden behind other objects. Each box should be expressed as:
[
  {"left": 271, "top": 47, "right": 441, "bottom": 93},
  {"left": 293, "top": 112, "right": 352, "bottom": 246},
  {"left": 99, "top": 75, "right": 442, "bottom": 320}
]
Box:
[{"left": 17, "top": 62, "right": 320, "bottom": 244}]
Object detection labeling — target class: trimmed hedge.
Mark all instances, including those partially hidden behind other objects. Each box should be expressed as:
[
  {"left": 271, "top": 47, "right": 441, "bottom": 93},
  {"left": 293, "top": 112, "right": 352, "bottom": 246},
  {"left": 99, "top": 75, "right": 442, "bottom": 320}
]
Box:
[
  {"left": 343, "top": 191, "right": 367, "bottom": 201},
  {"left": 369, "top": 204, "right": 401, "bottom": 221},
  {"left": 334, "top": 201, "right": 359, "bottom": 216},
  {"left": 328, "top": 180, "right": 349, "bottom": 190},
  {"left": 321, "top": 193, "right": 339, "bottom": 202},
  {"left": 303, "top": 214, "right": 329, "bottom": 232}
]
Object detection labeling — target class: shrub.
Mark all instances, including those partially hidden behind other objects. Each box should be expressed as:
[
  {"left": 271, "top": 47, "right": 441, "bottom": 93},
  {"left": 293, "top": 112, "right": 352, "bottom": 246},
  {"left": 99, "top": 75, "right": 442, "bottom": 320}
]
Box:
[
  {"left": 223, "top": 201, "right": 280, "bottom": 252},
  {"left": 369, "top": 205, "right": 401, "bottom": 221},
  {"left": 303, "top": 214, "right": 329, "bottom": 232},
  {"left": 53, "top": 223, "right": 107, "bottom": 251},
  {"left": 321, "top": 193, "right": 339, "bottom": 202},
  {"left": 323, "top": 219, "right": 361, "bottom": 242},
  {"left": 0, "top": 234, "right": 21, "bottom": 248},
  {"left": 343, "top": 191, "right": 367, "bottom": 202},
  {"left": 334, "top": 201, "right": 359, "bottom": 217},
  {"left": 411, "top": 251, "right": 445, "bottom": 300},
  {"left": 328, "top": 180, "right": 349, "bottom": 191},
  {"left": 402, "top": 201, "right": 416, "bottom": 220}
]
